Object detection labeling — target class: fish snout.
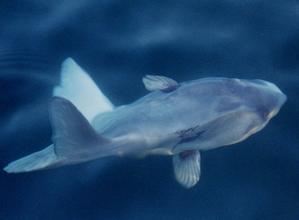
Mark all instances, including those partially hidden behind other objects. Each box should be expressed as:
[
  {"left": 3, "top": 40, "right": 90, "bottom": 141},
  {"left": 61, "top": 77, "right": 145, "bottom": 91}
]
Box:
[
  {"left": 250, "top": 80, "right": 287, "bottom": 120},
  {"left": 240, "top": 79, "right": 286, "bottom": 121},
  {"left": 259, "top": 80, "right": 287, "bottom": 108}
]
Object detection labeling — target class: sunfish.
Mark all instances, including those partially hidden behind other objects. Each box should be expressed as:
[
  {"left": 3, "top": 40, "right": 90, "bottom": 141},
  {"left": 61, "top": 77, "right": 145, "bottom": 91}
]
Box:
[{"left": 4, "top": 58, "right": 287, "bottom": 188}]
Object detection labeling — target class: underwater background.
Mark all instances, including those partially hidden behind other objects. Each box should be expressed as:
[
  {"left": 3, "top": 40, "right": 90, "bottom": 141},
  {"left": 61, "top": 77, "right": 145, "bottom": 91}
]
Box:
[{"left": 0, "top": 0, "right": 299, "bottom": 219}]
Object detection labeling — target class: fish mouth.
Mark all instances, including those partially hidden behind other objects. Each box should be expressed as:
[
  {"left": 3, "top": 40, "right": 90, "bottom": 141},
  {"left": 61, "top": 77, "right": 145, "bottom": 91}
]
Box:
[
  {"left": 265, "top": 93, "right": 286, "bottom": 120},
  {"left": 250, "top": 79, "right": 287, "bottom": 117},
  {"left": 267, "top": 108, "right": 279, "bottom": 119}
]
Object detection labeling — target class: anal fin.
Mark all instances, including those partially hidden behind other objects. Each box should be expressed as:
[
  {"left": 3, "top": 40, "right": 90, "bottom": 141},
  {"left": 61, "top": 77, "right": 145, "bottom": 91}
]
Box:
[
  {"left": 50, "top": 97, "right": 109, "bottom": 160},
  {"left": 173, "top": 150, "right": 201, "bottom": 188}
]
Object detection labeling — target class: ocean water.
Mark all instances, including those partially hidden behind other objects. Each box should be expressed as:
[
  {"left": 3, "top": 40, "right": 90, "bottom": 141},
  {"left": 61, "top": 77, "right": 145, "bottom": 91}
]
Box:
[{"left": 0, "top": 1, "right": 299, "bottom": 219}]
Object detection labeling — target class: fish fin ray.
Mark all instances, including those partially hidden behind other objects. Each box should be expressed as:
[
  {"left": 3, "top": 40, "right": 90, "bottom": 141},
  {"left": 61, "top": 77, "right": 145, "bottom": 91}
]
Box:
[
  {"left": 142, "top": 74, "right": 179, "bottom": 92},
  {"left": 3, "top": 145, "right": 63, "bottom": 173},
  {"left": 173, "top": 150, "right": 201, "bottom": 188}
]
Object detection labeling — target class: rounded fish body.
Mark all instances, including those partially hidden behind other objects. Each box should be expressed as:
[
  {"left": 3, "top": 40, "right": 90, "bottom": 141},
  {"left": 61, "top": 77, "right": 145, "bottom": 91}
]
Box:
[
  {"left": 4, "top": 59, "right": 287, "bottom": 189},
  {"left": 92, "top": 77, "right": 286, "bottom": 154}
]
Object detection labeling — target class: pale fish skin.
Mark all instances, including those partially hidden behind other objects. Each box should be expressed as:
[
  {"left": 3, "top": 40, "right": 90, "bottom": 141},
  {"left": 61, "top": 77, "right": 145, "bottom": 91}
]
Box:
[{"left": 4, "top": 58, "right": 287, "bottom": 188}]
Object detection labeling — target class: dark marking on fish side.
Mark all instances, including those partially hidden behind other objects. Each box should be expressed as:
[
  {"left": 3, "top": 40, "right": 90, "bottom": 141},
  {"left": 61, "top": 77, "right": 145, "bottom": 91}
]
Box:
[
  {"left": 179, "top": 150, "right": 196, "bottom": 160},
  {"left": 176, "top": 126, "right": 206, "bottom": 145}
]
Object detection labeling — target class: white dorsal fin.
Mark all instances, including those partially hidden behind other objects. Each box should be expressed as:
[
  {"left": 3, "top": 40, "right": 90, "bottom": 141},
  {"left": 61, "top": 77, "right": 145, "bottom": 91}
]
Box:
[
  {"left": 53, "top": 58, "right": 114, "bottom": 122},
  {"left": 173, "top": 150, "right": 201, "bottom": 188},
  {"left": 142, "top": 75, "right": 179, "bottom": 92}
]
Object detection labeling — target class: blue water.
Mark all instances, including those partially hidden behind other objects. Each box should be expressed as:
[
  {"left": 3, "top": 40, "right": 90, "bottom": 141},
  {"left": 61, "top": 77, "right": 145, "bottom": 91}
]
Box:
[{"left": 1, "top": 1, "right": 299, "bottom": 219}]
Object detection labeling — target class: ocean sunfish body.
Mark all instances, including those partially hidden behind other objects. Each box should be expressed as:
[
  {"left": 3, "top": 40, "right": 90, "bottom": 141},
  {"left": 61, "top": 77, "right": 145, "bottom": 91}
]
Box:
[{"left": 4, "top": 58, "right": 287, "bottom": 188}]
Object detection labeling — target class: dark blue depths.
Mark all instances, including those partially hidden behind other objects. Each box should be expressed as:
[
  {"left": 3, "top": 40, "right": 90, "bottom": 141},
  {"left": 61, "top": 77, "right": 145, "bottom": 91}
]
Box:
[{"left": 0, "top": 1, "right": 299, "bottom": 220}]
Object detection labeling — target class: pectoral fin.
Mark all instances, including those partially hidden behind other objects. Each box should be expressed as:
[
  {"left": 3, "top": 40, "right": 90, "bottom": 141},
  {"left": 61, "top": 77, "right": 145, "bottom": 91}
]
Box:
[
  {"left": 142, "top": 75, "right": 179, "bottom": 92},
  {"left": 173, "top": 150, "right": 201, "bottom": 188}
]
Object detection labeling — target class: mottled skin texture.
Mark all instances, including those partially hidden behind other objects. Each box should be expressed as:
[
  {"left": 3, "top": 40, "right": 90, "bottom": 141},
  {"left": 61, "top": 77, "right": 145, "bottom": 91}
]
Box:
[{"left": 91, "top": 77, "right": 286, "bottom": 157}]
